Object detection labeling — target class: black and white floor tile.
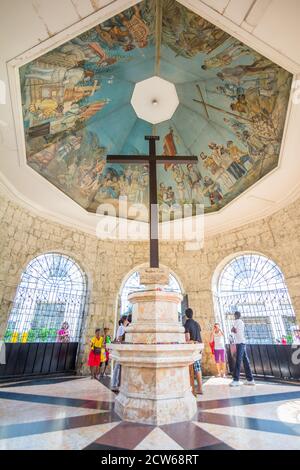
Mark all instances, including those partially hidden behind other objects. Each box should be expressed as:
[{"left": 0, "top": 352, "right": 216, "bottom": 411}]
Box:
[{"left": 0, "top": 375, "right": 300, "bottom": 450}]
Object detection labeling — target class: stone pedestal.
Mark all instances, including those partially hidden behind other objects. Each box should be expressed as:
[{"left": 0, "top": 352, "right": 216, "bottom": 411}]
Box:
[{"left": 110, "top": 268, "right": 203, "bottom": 426}]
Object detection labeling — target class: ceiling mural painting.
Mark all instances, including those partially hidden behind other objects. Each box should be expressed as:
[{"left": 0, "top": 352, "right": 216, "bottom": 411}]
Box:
[{"left": 19, "top": 0, "right": 292, "bottom": 221}]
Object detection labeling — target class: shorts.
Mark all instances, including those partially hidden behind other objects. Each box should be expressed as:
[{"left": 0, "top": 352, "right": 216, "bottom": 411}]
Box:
[
  {"left": 193, "top": 359, "right": 202, "bottom": 373},
  {"left": 214, "top": 349, "right": 225, "bottom": 363}
]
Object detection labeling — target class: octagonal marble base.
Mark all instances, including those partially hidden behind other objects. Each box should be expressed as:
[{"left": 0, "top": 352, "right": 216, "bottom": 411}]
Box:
[
  {"left": 115, "top": 389, "right": 197, "bottom": 426},
  {"left": 110, "top": 343, "right": 202, "bottom": 425}
]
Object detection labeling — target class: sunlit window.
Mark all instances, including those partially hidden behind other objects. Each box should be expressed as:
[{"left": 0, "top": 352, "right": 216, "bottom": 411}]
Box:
[
  {"left": 4, "top": 253, "right": 87, "bottom": 343},
  {"left": 216, "top": 254, "right": 297, "bottom": 344},
  {"left": 120, "top": 271, "right": 182, "bottom": 317}
]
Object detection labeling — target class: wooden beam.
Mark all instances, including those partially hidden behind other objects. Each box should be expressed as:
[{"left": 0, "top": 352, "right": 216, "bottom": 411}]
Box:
[{"left": 106, "top": 156, "right": 198, "bottom": 164}]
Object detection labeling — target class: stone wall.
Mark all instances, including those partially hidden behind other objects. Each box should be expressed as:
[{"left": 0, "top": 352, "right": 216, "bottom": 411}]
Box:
[{"left": 0, "top": 189, "right": 300, "bottom": 375}]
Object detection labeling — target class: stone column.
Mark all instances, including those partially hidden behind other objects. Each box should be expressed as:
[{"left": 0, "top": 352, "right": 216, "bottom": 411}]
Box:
[{"left": 110, "top": 267, "right": 203, "bottom": 425}]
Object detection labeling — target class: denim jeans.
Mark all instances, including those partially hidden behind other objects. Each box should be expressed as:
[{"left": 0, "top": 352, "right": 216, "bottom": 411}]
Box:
[
  {"left": 233, "top": 343, "right": 253, "bottom": 381},
  {"left": 111, "top": 363, "right": 121, "bottom": 389}
]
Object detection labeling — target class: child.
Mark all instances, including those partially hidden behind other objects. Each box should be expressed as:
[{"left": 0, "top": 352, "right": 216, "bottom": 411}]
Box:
[
  {"left": 100, "top": 327, "right": 111, "bottom": 377},
  {"left": 87, "top": 328, "right": 104, "bottom": 379},
  {"left": 57, "top": 322, "right": 70, "bottom": 343},
  {"left": 210, "top": 323, "right": 226, "bottom": 378}
]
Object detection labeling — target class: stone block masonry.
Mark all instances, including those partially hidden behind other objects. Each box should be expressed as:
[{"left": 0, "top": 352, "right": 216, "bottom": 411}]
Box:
[{"left": 0, "top": 188, "right": 299, "bottom": 376}]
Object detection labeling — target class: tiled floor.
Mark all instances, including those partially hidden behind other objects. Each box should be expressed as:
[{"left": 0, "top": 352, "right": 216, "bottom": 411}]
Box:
[{"left": 0, "top": 375, "right": 300, "bottom": 450}]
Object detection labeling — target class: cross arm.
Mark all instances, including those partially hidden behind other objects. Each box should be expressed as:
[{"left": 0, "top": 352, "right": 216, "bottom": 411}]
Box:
[
  {"left": 106, "top": 155, "right": 198, "bottom": 164},
  {"left": 106, "top": 155, "right": 149, "bottom": 164},
  {"left": 155, "top": 156, "right": 198, "bottom": 164}
]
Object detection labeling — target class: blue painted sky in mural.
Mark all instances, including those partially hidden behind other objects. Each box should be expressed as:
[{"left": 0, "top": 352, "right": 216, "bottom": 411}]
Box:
[{"left": 19, "top": 0, "right": 292, "bottom": 221}]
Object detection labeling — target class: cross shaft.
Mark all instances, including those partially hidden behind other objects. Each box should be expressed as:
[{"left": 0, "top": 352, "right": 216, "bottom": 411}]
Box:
[{"left": 107, "top": 136, "right": 198, "bottom": 268}]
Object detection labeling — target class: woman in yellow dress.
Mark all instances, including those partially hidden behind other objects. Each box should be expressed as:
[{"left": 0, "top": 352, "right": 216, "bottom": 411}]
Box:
[{"left": 87, "top": 329, "right": 105, "bottom": 379}]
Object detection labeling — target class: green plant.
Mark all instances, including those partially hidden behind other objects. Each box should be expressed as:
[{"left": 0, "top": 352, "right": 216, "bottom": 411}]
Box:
[
  {"left": 48, "top": 328, "right": 57, "bottom": 341},
  {"left": 4, "top": 329, "right": 13, "bottom": 342},
  {"left": 27, "top": 329, "right": 37, "bottom": 342},
  {"left": 38, "top": 328, "right": 50, "bottom": 342}
]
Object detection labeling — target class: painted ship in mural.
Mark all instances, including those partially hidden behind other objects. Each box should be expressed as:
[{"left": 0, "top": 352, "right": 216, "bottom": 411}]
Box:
[{"left": 19, "top": 0, "right": 292, "bottom": 221}]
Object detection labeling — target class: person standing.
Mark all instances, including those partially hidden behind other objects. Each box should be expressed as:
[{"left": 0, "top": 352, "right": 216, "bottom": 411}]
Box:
[
  {"left": 230, "top": 311, "right": 255, "bottom": 387},
  {"left": 100, "top": 327, "right": 111, "bottom": 377},
  {"left": 57, "top": 322, "right": 70, "bottom": 343},
  {"left": 87, "top": 328, "right": 104, "bottom": 380},
  {"left": 210, "top": 323, "right": 226, "bottom": 377},
  {"left": 111, "top": 316, "right": 129, "bottom": 392},
  {"left": 184, "top": 308, "right": 203, "bottom": 395}
]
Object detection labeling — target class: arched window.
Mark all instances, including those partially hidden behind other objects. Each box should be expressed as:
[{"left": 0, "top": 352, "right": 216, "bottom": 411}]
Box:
[
  {"left": 5, "top": 253, "right": 87, "bottom": 343},
  {"left": 215, "top": 253, "right": 297, "bottom": 345},
  {"left": 120, "top": 270, "right": 182, "bottom": 317}
]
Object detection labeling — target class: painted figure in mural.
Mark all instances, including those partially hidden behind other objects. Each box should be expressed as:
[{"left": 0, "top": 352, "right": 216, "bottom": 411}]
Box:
[
  {"left": 20, "top": 0, "right": 292, "bottom": 220},
  {"left": 171, "top": 165, "right": 188, "bottom": 204},
  {"left": 27, "top": 100, "right": 108, "bottom": 139},
  {"left": 230, "top": 88, "right": 276, "bottom": 118},
  {"left": 164, "top": 187, "right": 176, "bottom": 207},
  {"left": 200, "top": 152, "right": 219, "bottom": 175},
  {"left": 163, "top": 1, "right": 229, "bottom": 58},
  {"left": 27, "top": 143, "right": 58, "bottom": 170},
  {"left": 202, "top": 42, "right": 251, "bottom": 70},
  {"left": 218, "top": 145, "right": 244, "bottom": 183},
  {"left": 159, "top": 182, "right": 167, "bottom": 204},
  {"left": 186, "top": 163, "right": 204, "bottom": 203},
  {"left": 216, "top": 83, "right": 245, "bottom": 100},
  {"left": 207, "top": 143, "right": 236, "bottom": 191},
  {"left": 136, "top": 166, "right": 149, "bottom": 204},
  {"left": 240, "top": 130, "right": 265, "bottom": 160},
  {"left": 96, "top": 4, "right": 149, "bottom": 51},
  {"left": 226, "top": 141, "right": 248, "bottom": 178},
  {"left": 203, "top": 176, "right": 223, "bottom": 206},
  {"left": 26, "top": 64, "right": 93, "bottom": 88},
  {"left": 56, "top": 134, "right": 82, "bottom": 164},
  {"left": 163, "top": 128, "right": 177, "bottom": 171},
  {"left": 38, "top": 43, "right": 88, "bottom": 68},
  {"left": 87, "top": 42, "right": 117, "bottom": 66},
  {"left": 217, "top": 58, "right": 276, "bottom": 84}
]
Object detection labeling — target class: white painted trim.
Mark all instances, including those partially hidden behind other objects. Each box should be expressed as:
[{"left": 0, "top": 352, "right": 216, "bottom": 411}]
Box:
[
  {"left": 2, "top": 0, "right": 300, "bottom": 239},
  {"left": 6, "top": 0, "right": 141, "bottom": 67},
  {"left": 179, "top": 0, "right": 300, "bottom": 74}
]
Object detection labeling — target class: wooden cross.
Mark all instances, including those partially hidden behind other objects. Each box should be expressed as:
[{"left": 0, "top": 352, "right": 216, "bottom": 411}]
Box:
[{"left": 107, "top": 136, "right": 198, "bottom": 268}]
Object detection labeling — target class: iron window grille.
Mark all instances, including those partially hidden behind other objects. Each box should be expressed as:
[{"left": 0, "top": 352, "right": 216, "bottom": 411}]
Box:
[
  {"left": 4, "top": 253, "right": 87, "bottom": 343},
  {"left": 215, "top": 254, "right": 297, "bottom": 345},
  {"left": 120, "top": 271, "right": 182, "bottom": 317}
]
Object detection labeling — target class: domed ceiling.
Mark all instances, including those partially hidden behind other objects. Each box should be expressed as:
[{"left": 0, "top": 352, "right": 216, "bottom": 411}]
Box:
[{"left": 19, "top": 0, "right": 292, "bottom": 222}]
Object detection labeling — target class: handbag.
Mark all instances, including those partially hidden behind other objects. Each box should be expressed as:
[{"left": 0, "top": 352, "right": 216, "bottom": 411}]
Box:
[{"left": 209, "top": 341, "right": 215, "bottom": 355}]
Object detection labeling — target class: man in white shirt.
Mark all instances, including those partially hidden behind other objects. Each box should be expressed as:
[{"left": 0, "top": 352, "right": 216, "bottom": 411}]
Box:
[
  {"left": 111, "top": 316, "right": 129, "bottom": 391},
  {"left": 230, "top": 311, "right": 255, "bottom": 387}
]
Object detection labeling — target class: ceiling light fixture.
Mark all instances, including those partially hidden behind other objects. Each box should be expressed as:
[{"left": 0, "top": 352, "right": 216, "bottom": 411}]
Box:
[{"left": 131, "top": 76, "right": 179, "bottom": 124}]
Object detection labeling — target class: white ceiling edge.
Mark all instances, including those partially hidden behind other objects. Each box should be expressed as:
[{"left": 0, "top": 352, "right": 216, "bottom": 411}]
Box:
[
  {"left": 179, "top": 0, "right": 300, "bottom": 74},
  {"left": 1, "top": 0, "right": 300, "bottom": 240}
]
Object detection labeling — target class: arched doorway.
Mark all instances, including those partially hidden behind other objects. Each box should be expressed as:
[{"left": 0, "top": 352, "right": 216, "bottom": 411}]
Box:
[
  {"left": 215, "top": 253, "right": 297, "bottom": 345},
  {"left": 117, "top": 269, "right": 186, "bottom": 333},
  {"left": 1, "top": 253, "right": 87, "bottom": 378}
]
